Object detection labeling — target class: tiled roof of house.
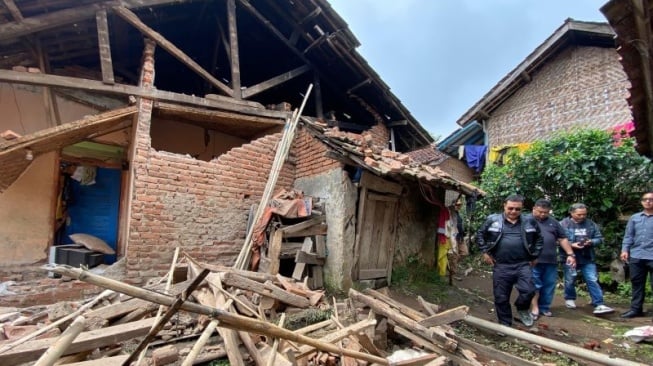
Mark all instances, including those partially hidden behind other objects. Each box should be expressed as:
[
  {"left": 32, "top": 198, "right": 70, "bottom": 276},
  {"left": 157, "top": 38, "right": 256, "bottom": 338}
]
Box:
[
  {"left": 405, "top": 145, "right": 449, "bottom": 165},
  {"left": 300, "top": 117, "right": 484, "bottom": 196}
]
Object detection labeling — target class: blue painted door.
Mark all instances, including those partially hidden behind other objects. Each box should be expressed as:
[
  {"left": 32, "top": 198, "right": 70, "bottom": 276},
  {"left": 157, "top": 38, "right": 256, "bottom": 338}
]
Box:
[{"left": 65, "top": 167, "right": 121, "bottom": 264}]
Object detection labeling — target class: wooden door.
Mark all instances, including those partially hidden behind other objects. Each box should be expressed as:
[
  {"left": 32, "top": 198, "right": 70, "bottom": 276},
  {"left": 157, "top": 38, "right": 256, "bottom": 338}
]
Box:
[{"left": 354, "top": 187, "right": 399, "bottom": 282}]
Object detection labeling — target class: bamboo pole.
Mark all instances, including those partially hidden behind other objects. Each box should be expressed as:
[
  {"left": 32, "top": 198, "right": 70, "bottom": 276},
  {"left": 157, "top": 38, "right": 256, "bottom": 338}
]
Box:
[
  {"left": 33, "top": 316, "right": 86, "bottom": 366},
  {"left": 180, "top": 319, "right": 219, "bottom": 366},
  {"left": 266, "top": 313, "right": 286, "bottom": 366},
  {"left": 135, "top": 247, "right": 180, "bottom": 365},
  {"left": 234, "top": 83, "right": 313, "bottom": 270},
  {"left": 48, "top": 265, "right": 388, "bottom": 365},
  {"left": 463, "top": 316, "right": 646, "bottom": 366}
]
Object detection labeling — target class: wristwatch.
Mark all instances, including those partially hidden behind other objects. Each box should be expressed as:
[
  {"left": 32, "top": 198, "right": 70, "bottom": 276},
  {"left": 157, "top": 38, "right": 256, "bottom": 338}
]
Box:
[{"left": 567, "top": 253, "right": 576, "bottom": 257}]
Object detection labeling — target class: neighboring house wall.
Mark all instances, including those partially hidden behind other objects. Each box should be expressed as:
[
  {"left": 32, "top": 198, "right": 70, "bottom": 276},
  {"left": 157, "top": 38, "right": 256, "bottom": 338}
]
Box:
[
  {"left": 0, "top": 83, "right": 99, "bottom": 269},
  {"left": 487, "top": 46, "right": 631, "bottom": 146}
]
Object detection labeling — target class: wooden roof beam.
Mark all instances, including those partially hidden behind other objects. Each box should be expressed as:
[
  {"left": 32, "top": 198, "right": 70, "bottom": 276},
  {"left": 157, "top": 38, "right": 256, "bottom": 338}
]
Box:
[
  {"left": 0, "top": 0, "right": 191, "bottom": 43},
  {"left": 112, "top": 6, "right": 233, "bottom": 97},
  {"left": 96, "top": 9, "right": 115, "bottom": 85},
  {"left": 2, "top": 0, "right": 23, "bottom": 22},
  {"left": 242, "top": 64, "right": 311, "bottom": 98},
  {"left": 0, "top": 69, "right": 290, "bottom": 119}
]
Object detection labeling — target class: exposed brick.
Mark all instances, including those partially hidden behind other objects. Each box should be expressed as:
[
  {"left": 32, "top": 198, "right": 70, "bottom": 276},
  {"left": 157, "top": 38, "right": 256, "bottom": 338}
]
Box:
[{"left": 487, "top": 46, "right": 631, "bottom": 146}]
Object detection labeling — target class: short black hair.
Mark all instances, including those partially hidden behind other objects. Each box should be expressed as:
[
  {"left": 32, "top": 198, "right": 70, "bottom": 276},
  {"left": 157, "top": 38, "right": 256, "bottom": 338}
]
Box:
[
  {"left": 534, "top": 199, "right": 552, "bottom": 209},
  {"left": 504, "top": 194, "right": 524, "bottom": 203},
  {"left": 569, "top": 203, "right": 587, "bottom": 213}
]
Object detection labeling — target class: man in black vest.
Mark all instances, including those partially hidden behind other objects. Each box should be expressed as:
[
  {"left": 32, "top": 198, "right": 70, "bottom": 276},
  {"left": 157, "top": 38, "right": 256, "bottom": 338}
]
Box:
[{"left": 477, "top": 194, "right": 543, "bottom": 327}]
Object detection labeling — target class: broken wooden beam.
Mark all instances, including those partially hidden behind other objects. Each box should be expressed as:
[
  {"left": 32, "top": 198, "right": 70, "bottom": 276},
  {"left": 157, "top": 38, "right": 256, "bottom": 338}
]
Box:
[
  {"left": 0, "top": 317, "right": 156, "bottom": 364},
  {"left": 47, "top": 265, "right": 388, "bottom": 365},
  {"left": 122, "top": 269, "right": 209, "bottom": 365},
  {"left": 220, "top": 272, "right": 310, "bottom": 308},
  {"left": 349, "top": 289, "right": 457, "bottom": 352},
  {"left": 418, "top": 306, "right": 469, "bottom": 328}
]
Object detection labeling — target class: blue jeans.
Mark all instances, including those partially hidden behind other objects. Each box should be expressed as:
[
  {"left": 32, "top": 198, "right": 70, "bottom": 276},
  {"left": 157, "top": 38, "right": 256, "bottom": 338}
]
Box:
[
  {"left": 532, "top": 263, "right": 558, "bottom": 313},
  {"left": 563, "top": 262, "right": 605, "bottom": 307}
]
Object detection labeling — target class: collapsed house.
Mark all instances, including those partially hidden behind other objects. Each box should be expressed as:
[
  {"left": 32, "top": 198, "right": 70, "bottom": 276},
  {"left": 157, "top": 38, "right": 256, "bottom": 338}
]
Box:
[{"left": 0, "top": 0, "right": 482, "bottom": 295}]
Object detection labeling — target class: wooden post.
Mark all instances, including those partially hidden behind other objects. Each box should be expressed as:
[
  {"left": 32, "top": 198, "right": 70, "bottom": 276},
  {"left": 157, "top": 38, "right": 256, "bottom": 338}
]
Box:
[{"left": 227, "top": 0, "right": 241, "bottom": 99}]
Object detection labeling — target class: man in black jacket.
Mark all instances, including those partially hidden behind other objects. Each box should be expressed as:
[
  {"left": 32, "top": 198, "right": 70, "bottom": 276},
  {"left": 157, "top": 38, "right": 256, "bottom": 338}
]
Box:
[{"left": 477, "top": 194, "right": 543, "bottom": 327}]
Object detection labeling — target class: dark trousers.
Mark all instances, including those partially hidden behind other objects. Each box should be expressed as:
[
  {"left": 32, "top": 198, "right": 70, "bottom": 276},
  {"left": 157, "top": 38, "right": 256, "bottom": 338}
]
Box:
[
  {"left": 629, "top": 258, "right": 653, "bottom": 312},
  {"left": 493, "top": 262, "right": 535, "bottom": 326}
]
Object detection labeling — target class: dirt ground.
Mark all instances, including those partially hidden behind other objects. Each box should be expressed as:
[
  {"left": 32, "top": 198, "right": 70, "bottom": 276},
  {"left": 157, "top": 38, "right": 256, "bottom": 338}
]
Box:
[{"left": 387, "top": 260, "right": 653, "bottom": 366}]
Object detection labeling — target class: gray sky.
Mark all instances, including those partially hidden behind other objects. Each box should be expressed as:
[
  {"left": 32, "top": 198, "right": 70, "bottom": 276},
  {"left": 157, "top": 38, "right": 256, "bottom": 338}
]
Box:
[{"left": 328, "top": 0, "right": 608, "bottom": 140}]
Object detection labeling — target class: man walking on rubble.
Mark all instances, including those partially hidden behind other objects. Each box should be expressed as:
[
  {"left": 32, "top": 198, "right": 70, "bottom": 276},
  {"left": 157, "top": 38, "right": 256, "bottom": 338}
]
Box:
[
  {"left": 477, "top": 194, "right": 543, "bottom": 327},
  {"left": 560, "top": 203, "right": 614, "bottom": 315},
  {"left": 620, "top": 191, "right": 653, "bottom": 319}
]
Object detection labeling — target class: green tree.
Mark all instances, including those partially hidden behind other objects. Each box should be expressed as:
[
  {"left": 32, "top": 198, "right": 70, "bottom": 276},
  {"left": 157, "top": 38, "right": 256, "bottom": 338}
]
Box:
[{"left": 472, "top": 129, "right": 652, "bottom": 267}]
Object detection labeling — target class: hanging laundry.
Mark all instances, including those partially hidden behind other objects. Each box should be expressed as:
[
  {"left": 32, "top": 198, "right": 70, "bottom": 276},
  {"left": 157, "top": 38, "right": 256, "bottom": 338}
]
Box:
[
  {"left": 458, "top": 145, "right": 465, "bottom": 160},
  {"left": 464, "top": 145, "right": 487, "bottom": 172}
]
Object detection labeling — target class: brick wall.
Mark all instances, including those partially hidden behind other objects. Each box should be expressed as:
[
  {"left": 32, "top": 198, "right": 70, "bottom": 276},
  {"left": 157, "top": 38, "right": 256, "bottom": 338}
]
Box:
[
  {"left": 487, "top": 46, "right": 632, "bottom": 146},
  {"left": 126, "top": 131, "right": 294, "bottom": 283},
  {"left": 366, "top": 122, "right": 390, "bottom": 149},
  {"left": 293, "top": 127, "right": 341, "bottom": 179}
]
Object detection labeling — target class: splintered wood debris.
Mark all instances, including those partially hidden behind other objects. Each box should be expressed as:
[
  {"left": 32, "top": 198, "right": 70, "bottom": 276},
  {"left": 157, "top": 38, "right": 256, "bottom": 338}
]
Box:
[{"left": 1, "top": 254, "right": 638, "bottom": 366}]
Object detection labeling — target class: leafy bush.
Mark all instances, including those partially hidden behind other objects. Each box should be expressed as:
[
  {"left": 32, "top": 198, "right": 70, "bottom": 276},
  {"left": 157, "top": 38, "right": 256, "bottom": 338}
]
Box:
[{"left": 473, "top": 129, "right": 653, "bottom": 268}]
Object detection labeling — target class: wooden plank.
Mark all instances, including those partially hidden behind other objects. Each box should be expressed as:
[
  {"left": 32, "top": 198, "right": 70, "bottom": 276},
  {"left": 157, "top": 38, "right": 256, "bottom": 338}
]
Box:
[
  {"left": 352, "top": 187, "right": 367, "bottom": 280},
  {"left": 295, "top": 250, "right": 324, "bottom": 265},
  {"left": 0, "top": 70, "right": 284, "bottom": 118},
  {"left": 291, "top": 237, "right": 314, "bottom": 280},
  {"left": 267, "top": 228, "right": 284, "bottom": 275},
  {"left": 392, "top": 353, "right": 443, "bottom": 366},
  {"left": 96, "top": 9, "right": 115, "bottom": 85},
  {"left": 295, "top": 319, "right": 376, "bottom": 359},
  {"left": 220, "top": 272, "right": 310, "bottom": 308},
  {"left": 226, "top": 0, "right": 241, "bottom": 99},
  {"left": 51, "top": 265, "right": 389, "bottom": 366},
  {"left": 379, "top": 200, "right": 398, "bottom": 283},
  {"left": 357, "top": 194, "right": 376, "bottom": 277},
  {"left": 112, "top": 6, "right": 232, "bottom": 96},
  {"left": 362, "top": 288, "right": 425, "bottom": 322},
  {"left": 64, "top": 355, "right": 130, "bottom": 365},
  {"left": 367, "top": 192, "right": 400, "bottom": 202},
  {"left": 315, "top": 235, "right": 326, "bottom": 258},
  {"left": 280, "top": 216, "right": 326, "bottom": 235},
  {"left": 359, "top": 170, "right": 402, "bottom": 195},
  {"left": 0, "top": 106, "right": 136, "bottom": 153},
  {"left": 242, "top": 65, "right": 311, "bottom": 98},
  {"left": 0, "top": 318, "right": 155, "bottom": 364},
  {"left": 212, "top": 277, "right": 246, "bottom": 366},
  {"left": 358, "top": 269, "right": 387, "bottom": 280},
  {"left": 282, "top": 224, "right": 327, "bottom": 238},
  {"left": 418, "top": 306, "right": 469, "bottom": 328},
  {"left": 311, "top": 266, "right": 323, "bottom": 289}
]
